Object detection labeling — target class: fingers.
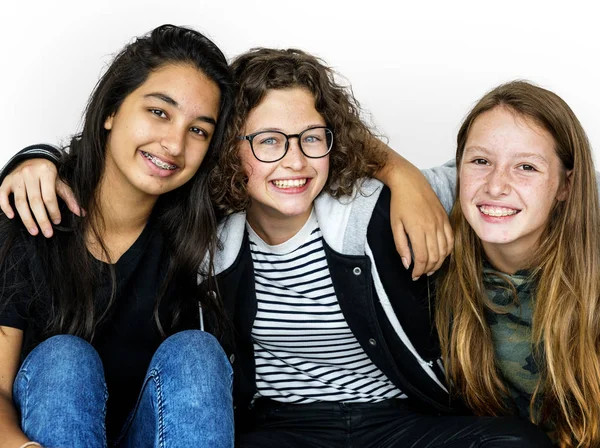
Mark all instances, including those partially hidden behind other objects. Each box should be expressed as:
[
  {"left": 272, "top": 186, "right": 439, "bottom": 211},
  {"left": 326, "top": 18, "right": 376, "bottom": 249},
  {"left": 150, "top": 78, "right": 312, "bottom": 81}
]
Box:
[
  {"left": 412, "top": 234, "right": 439, "bottom": 280},
  {"left": 0, "top": 183, "right": 15, "bottom": 219},
  {"left": 0, "top": 159, "right": 67, "bottom": 238},
  {"left": 392, "top": 222, "right": 412, "bottom": 271},
  {"left": 12, "top": 178, "right": 40, "bottom": 236},
  {"left": 40, "top": 179, "right": 64, "bottom": 226},
  {"left": 432, "top": 232, "right": 448, "bottom": 273},
  {"left": 409, "top": 231, "right": 428, "bottom": 280},
  {"left": 407, "top": 215, "right": 453, "bottom": 280},
  {"left": 23, "top": 170, "right": 55, "bottom": 238},
  {"left": 57, "top": 180, "right": 83, "bottom": 217},
  {"left": 444, "top": 218, "right": 454, "bottom": 258}
]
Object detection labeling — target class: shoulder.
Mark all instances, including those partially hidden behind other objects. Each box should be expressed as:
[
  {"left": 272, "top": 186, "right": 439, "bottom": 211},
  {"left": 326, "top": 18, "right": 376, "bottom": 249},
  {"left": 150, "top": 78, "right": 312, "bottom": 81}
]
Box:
[
  {"left": 420, "top": 159, "right": 457, "bottom": 214},
  {"left": 315, "top": 178, "right": 385, "bottom": 254},
  {"left": 209, "top": 212, "right": 248, "bottom": 276}
]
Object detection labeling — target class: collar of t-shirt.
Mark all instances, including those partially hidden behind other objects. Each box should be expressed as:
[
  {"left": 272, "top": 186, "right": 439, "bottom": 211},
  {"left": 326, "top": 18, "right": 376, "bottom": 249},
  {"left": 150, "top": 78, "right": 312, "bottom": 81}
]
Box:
[{"left": 245, "top": 208, "right": 317, "bottom": 254}]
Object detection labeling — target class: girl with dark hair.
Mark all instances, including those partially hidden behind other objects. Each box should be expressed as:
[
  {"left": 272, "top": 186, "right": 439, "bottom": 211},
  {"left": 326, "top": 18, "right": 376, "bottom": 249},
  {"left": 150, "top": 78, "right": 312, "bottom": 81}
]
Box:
[
  {"left": 433, "top": 81, "right": 600, "bottom": 447},
  {"left": 0, "top": 24, "right": 236, "bottom": 447}
]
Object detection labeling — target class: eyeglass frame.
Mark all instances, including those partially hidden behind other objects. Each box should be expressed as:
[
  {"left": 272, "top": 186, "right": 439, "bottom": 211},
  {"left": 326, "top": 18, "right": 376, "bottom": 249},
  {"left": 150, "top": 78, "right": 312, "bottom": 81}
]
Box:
[{"left": 237, "top": 126, "right": 334, "bottom": 163}]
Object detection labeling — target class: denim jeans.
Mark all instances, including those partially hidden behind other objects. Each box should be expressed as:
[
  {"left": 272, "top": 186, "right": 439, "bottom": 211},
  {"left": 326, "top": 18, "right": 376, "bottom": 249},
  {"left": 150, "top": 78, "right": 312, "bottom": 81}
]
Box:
[{"left": 13, "top": 330, "right": 234, "bottom": 448}]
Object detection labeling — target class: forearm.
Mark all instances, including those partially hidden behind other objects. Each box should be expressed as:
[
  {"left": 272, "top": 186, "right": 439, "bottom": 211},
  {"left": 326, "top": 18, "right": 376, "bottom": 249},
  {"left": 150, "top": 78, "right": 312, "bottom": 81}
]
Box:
[
  {"left": 372, "top": 139, "right": 424, "bottom": 189},
  {"left": 0, "top": 144, "right": 61, "bottom": 185},
  {"left": 368, "top": 137, "right": 453, "bottom": 277},
  {"left": 0, "top": 394, "right": 30, "bottom": 447}
]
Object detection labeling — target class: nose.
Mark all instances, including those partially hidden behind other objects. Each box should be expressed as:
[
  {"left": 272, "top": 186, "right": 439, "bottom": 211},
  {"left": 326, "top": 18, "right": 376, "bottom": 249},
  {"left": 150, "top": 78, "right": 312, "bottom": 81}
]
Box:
[
  {"left": 485, "top": 166, "right": 511, "bottom": 197},
  {"left": 160, "top": 125, "right": 186, "bottom": 156},
  {"left": 282, "top": 137, "right": 308, "bottom": 170}
]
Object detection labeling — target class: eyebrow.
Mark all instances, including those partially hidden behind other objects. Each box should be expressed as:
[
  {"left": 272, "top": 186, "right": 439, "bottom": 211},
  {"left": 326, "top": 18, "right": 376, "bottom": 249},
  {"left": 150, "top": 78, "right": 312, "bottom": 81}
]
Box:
[
  {"left": 144, "top": 92, "right": 217, "bottom": 125},
  {"left": 250, "top": 124, "right": 326, "bottom": 134}
]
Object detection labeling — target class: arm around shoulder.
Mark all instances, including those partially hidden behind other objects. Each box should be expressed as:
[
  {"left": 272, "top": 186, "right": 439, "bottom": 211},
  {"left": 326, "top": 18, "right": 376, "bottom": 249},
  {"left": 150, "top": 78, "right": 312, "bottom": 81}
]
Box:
[{"left": 0, "top": 144, "right": 61, "bottom": 185}]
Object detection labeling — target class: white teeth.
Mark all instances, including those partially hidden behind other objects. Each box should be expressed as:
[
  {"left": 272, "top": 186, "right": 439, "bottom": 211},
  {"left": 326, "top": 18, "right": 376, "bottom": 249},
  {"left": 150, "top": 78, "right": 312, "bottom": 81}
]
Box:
[
  {"left": 141, "top": 151, "right": 177, "bottom": 170},
  {"left": 478, "top": 205, "right": 519, "bottom": 217},
  {"left": 273, "top": 179, "right": 307, "bottom": 189}
]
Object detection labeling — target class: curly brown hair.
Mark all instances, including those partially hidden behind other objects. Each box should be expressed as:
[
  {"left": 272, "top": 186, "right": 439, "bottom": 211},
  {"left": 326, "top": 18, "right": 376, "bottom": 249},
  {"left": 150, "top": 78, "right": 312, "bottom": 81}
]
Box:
[{"left": 210, "top": 48, "right": 386, "bottom": 214}]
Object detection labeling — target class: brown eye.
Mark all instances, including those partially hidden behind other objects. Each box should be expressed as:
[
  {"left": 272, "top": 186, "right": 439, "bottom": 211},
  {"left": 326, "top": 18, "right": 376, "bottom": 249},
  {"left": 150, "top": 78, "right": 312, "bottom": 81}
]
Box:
[
  {"left": 520, "top": 164, "right": 536, "bottom": 171},
  {"left": 149, "top": 109, "right": 167, "bottom": 119},
  {"left": 190, "top": 127, "right": 208, "bottom": 138}
]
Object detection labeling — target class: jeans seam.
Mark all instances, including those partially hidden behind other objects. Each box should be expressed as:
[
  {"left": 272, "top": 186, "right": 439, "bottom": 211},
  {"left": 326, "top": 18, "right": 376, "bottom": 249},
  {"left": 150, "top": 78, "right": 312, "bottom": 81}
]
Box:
[
  {"left": 101, "top": 386, "right": 109, "bottom": 447},
  {"left": 15, "top": 369, "right": 31, "bottom": 426},
  {"left": 152, "top": 368, "right": 166, "bottom": 448},
  {"left": 114, "top": 367, "right": 162, "bottom": 446}
]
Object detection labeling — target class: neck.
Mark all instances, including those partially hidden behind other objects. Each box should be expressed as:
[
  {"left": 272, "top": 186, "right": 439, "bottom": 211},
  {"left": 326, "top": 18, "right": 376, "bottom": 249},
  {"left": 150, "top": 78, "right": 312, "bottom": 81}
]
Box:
[
  {"left": 87, "top": 171, "right": 158, "bottom": 263},
  {"left": 246, "top": 204, "right": 312, "bottom": 246},
  {"left": 95, "top": 172, "right": 156, "bottom": 233},
  {"left": 482, "top": 241, "right": 534, "bottom": 275}
]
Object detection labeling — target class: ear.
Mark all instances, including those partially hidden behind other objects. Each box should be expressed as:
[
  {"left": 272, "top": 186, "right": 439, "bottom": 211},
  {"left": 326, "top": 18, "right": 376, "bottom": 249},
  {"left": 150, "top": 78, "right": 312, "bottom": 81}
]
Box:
[
  {"left": 556, "top": 170, "right": 573, "bottom": 201},
  {"left": 104, "top": 114, "right": 115, "bottom": 131}
]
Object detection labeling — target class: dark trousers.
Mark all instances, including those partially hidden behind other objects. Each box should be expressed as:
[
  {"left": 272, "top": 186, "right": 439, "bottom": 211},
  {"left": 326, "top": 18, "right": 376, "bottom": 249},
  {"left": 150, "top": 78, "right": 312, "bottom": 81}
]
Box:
[{"left": 236, "top": 399, "right": 553, "bottom": 448}]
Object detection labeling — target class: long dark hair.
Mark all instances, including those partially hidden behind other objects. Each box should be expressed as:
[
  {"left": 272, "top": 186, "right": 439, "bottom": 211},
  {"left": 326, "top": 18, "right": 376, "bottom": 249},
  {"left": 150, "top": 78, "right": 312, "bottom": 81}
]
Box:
[{"left": 0, "top": 25, "right": 234, "bottom": 341}]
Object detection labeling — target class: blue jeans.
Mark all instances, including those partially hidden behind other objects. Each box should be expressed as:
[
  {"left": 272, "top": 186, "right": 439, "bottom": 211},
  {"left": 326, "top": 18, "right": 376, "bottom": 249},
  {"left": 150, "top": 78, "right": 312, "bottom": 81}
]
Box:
[{"left": 13, "top": 330, "right": 234, "bottom": 448}]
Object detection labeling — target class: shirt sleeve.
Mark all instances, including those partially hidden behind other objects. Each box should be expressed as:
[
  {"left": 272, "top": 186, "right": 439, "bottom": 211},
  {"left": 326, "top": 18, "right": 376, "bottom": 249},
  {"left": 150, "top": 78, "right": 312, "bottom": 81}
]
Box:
[
  {"left": 0, "top": 144, "right": 61, "bottom": 184},
  {"left": 420, "top": 159, "right": 457, "bottom": 214}
]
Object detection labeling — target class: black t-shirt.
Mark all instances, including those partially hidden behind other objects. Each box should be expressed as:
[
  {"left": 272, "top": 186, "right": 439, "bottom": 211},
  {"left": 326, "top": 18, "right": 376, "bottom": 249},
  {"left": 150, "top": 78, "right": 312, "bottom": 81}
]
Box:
[{"left": 0, "top": 216, "right": 199, "bottom": 440}]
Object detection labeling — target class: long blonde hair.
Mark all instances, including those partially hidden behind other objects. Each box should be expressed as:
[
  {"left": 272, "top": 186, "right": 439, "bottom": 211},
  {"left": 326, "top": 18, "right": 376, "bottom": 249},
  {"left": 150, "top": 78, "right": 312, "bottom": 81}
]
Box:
[{"left": 436, "top": 80, "right": 600, "bottom": 447}]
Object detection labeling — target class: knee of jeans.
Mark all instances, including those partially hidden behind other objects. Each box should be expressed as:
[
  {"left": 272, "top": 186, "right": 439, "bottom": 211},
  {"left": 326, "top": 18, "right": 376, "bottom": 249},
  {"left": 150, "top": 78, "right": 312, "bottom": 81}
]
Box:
[
  {"left": 20, "top": 334, "right": 104, "bottom": 385},
  {"left": 152, "top": 330, "right": 231, "bottom": 377}
]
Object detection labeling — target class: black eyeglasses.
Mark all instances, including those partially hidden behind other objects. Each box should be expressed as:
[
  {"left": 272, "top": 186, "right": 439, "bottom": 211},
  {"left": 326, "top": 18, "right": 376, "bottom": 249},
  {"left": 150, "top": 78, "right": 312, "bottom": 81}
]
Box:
[{"left": 238, "top": 126, "right": 334, "bottom": 163}]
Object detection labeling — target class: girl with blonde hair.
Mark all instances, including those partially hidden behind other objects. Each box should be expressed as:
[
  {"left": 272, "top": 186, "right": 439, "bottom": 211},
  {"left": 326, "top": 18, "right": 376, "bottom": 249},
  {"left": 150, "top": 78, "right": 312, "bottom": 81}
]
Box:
[{"left": 435, "top": 80, "right": 600, "bottom": 447}]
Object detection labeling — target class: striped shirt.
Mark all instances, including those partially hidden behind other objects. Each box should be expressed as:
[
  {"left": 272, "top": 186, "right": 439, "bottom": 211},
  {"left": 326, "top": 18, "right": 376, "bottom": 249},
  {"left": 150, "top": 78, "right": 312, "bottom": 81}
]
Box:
[{"left": 247, "top": 211, "right": 403, "bottom": 403}]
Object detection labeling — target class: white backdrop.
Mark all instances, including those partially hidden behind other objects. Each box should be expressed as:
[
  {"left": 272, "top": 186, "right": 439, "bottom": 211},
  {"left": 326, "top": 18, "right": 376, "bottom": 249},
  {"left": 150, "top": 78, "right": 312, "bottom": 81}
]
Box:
[{"left": 1, "top": 0, "right": 598, "bottom": 169}]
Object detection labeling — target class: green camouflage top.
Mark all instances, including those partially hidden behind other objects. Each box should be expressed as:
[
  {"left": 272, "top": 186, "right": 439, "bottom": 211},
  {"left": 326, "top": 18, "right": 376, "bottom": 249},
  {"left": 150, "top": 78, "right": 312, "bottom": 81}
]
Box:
[{"left": 483, "top": 265, "right": 542, "bottom": 419}]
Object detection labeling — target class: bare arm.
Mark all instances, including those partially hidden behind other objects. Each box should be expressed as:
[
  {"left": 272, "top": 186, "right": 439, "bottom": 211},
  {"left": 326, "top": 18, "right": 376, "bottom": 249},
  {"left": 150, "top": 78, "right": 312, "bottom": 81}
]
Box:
[
  {"left": 373, "top": 140, "right": 453, "bottom": 280},
  {"left": 0, "top": 327, "right": 35, "bottom": 448}
]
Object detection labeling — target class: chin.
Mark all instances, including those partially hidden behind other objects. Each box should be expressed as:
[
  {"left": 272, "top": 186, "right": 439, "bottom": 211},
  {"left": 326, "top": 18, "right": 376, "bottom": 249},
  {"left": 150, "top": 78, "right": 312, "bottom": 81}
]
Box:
[
  {"left": 278, "top": 206, "right": 311, "bottom": 218},
  {"left": 475, "top": 231, "right": 518, "bottom": 245}
]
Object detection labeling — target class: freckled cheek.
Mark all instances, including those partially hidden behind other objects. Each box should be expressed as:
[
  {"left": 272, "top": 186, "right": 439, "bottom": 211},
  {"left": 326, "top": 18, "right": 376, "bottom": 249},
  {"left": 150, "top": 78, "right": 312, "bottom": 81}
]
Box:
[
  {"left": 515, "top": 178, "right": 549, "bottom": 201},
  {"left": 245, "top": 162, "right": 274, "bottom": 192},
  {"left": 317, "top": 158, "right": 330, "bottom": 177},
  {"left": 459, "top": 175, "right": 479, "bottom": 202}
]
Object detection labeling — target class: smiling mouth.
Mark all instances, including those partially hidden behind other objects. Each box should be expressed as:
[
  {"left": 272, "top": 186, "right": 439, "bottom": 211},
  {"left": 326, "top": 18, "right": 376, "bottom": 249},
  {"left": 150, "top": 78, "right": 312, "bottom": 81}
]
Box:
[
  {"left": 141, "top": 151, "right": 177, "bottom": 170},
  {"left": 478, "top": 205, "right": 520, "bottom": 217},
  {"left": 272, "top": 179, "right": 308, "bottom": 189}
]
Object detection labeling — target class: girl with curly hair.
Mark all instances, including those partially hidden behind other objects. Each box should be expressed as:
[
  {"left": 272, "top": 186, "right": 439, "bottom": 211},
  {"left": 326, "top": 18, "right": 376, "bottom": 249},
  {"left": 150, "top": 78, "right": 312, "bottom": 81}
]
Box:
[{"left": 207, "top": 49, "right": 550, "bottom": 447}]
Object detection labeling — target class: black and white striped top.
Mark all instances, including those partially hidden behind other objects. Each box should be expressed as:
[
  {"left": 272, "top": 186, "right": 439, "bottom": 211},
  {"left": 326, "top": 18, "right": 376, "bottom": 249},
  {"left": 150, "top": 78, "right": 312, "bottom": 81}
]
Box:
[{"left": 248, "top": 211, "right": 404, "bottom": 403}]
